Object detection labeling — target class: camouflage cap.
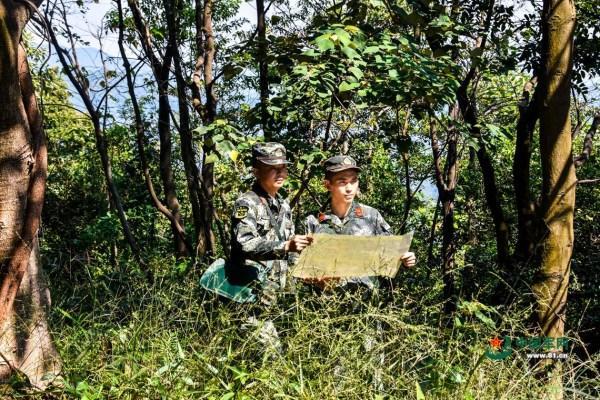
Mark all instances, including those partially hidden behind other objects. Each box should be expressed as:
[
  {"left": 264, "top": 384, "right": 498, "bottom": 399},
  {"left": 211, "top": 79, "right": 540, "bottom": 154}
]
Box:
[
  {"left": 323, "top": 155, "right": 361, "bottom": 173},
  {"left": 252, "top": 142, "right": 290, "bottom": 165}
]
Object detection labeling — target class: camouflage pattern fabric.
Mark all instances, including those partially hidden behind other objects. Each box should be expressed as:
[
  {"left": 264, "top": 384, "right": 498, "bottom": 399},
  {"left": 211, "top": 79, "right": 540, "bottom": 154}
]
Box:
[
  {"left": 251, "top": 142, "right": 290, "bottom": 165},
  {"left": 227, "top": 182, "right": 295, "bottom": 297},
  {"left": 304, "top": 201, "right": 392, "bottom": 288}
]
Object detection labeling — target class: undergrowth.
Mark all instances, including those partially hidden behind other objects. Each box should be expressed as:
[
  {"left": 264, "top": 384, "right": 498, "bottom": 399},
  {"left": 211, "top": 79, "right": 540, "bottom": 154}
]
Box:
[{"left": 3, "top": 255, "right": 598, "bottom": 399}]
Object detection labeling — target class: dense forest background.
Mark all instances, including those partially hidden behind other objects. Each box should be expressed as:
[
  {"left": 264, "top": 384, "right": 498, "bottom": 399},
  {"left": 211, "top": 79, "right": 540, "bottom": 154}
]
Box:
[{"left": 0, "top": 0, "right": 598, "bottom": 398}]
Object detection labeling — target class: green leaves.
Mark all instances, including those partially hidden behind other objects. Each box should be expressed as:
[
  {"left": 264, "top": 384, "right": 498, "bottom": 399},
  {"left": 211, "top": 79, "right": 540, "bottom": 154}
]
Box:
[
  {"left": 194, "top": 120, "right": 248, "bottom": 164},
  {"left": 315, "top": 34, "right": 335, "bottom": 52},
  {"left": 339, "top": 81, "right": 360, "bottom": 92}
]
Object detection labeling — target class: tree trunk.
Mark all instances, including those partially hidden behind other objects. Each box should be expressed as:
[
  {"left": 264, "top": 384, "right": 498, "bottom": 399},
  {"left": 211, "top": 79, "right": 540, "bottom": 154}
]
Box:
[
  {"left": 199, "top": 0, "right": 217, "bottom": 257},
  {"left": 514, "top": 77, "right": 540, "bottom": 261},
  {"left": 0, "top": 7, "right": 61, "bottom": 386},
  {"left": 430, "top": 111, "right": 459, "bottom": 315},
  {"left": 46, "top": 10, "right": 143, "bottom": 266},
  {"left": 456, "top": 75, "right": 511, "bottom": 266},
  {"left": 256, "top": 0, "right": 270, "bottom": 139},
  {"left": 126, "top": 0, "right": 188, "bottom": 258},
  {"left": 533, "top": 0, "right": 576, "bottom": 397},
  {"left": 157, "top": 57, "right": 189, "bottom": 258},
  {"left": 116, "top": 0, "right": 190, "bottom": 258}
]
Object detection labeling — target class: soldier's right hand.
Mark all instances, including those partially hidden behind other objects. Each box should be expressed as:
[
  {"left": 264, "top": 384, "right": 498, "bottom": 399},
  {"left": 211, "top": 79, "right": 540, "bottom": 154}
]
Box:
[{"left": 285, "top": 235, "right": 313, "bottom": 253}]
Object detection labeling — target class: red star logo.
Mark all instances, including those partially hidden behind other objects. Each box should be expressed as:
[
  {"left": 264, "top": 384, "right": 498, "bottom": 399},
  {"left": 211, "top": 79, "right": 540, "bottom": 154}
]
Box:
[
  {"left": 318, "top": 213, "right": 326, "bottom": 222},
  {"left": 354, "top": 206, "right": 363, "bottom": 217},
  {"left": 489, "top": 337, "right": 503, "bottom": 350}
]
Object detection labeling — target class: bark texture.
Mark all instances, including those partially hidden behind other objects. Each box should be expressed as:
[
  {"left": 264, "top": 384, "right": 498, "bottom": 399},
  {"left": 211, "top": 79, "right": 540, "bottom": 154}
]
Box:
[
  {"left": 534, "top": 0, "right": 576, "bottom": 340},
  {"left": 0, "top": 2, "right": 61, "bottom": 387},
  {"left": 513, "top": 77, "right": 540, "bottom": 261},
  {"left": 533, "top": 2, "right": 576, "bottom": 396}
]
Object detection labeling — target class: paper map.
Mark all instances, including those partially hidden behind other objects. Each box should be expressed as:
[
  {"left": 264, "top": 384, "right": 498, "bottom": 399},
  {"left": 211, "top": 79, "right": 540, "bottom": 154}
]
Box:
[{"left": 291, "top": 232, "right": 413, "bottom": 279}]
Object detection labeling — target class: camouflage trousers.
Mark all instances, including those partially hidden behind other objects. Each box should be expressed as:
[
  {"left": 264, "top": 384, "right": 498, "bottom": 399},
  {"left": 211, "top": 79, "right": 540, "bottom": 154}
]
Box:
[{"left": 302, "top": 283, "right": 388, "bottom": 394}]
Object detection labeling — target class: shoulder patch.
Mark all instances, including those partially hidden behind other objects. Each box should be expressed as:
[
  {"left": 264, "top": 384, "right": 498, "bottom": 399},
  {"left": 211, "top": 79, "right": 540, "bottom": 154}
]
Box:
[{"left": 234, "top": 205, "right": 249, "bottom": 219}]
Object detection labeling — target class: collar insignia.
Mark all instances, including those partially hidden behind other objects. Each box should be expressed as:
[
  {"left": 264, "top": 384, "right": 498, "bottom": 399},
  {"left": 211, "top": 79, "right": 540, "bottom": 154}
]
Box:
[
  {"left": 318, "top": 212, "right": 326, "bottom": 222},
  {"left": 354, "top": 206, "right": 363, "bottom": 217}
]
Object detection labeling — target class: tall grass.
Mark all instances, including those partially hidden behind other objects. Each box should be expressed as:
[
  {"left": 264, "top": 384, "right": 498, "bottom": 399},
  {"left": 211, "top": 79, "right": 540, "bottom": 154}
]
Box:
[{"left": 3, "top": 256, "right": 599, "bottom": 399}]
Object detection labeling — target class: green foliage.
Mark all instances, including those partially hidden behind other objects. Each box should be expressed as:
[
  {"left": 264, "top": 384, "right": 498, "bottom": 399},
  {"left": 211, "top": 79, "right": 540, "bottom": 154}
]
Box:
[{"left": 5, "top": 257, "right": 598, "bottom": 399}]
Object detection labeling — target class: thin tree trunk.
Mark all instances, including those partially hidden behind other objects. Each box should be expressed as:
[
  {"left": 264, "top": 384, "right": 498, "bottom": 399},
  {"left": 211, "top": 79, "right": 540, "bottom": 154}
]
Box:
[
  {"left": 45, "top": 10, "right": 143, "bottom": 265},
  {"left": 116, "top": 0, "right": 191, "bottom": 257},
  {"left": 574, "top": 112, "right": 600, "bottom": 167},
  {"left": 430, "top": 112, "right": 459, "bottom": 314},
  {"left": 427, "top": 197, "right": 441, "bottom": 268},
  {"left": 533, "top": 1, "right": 577, "bottom": 397},
  {"left": 157, "top": 60, "right": 189, "bottom": 258},
  {"left": 457, "top": 75, "right": 511, "bottom": 266},
  {"left": 163, "top": 0, "right": 216, "bottom": 258},
  {"left": 399, "top": 107, "right": 412, "bottom": 233},
  {"left": 200, "top": 0, "right": 217, "bottom": 257},
  {"left": 256, "top": 0, "right": 270, "bottom": 139},
  {"left": 514, "top": 76, "right": 540, "bottom": 260},
  {"left": 450, "top": 0, "right": 511, "bottom": 266},
  {"left": 126, "top": 0, "right": 188, "bottom": 258}
]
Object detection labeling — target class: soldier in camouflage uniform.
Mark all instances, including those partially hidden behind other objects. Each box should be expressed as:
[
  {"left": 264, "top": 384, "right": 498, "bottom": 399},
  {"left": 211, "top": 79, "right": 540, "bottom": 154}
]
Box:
[
  {"left": 304, "top": 155, "right": 416, "bottom": 392},
  {"left": 304, "top": 155, "right": 415, "bottom": 289},
  {"left": 222, "top": 143, "right": 312, "bottom": 355},
  {"left": 227, "top": 142, "right": 312, "bottom": 303}
]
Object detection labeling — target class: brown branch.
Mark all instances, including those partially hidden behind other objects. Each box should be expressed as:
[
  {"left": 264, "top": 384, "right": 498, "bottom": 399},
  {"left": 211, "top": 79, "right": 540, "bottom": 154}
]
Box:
[
  {"left": 429, "top": 115, "right": 447, "bottom": 193},
  {"left": 577, "top": 178, "right": 600, "bottom": 185},
  {"left": 45, "top": 5, "right": 144, "bottom": 267}
]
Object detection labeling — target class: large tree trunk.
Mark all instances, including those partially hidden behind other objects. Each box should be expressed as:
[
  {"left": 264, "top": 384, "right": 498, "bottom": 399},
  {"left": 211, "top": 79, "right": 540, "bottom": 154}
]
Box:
[
  {"left": 533, "top": 0, "right": 576, "bottom": 397},
  {"left": 0, "top": 6, "right": 60, "bottom": 387}
]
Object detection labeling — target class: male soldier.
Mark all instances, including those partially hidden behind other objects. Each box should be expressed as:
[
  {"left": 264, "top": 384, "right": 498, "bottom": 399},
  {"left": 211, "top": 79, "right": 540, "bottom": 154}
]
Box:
[
  {"left": 222, "top": 142, "right": 312, "bottom": 354},
  {"left": 227, "top": 142, "right": 312, "bottom": 303},
  {"left": 304, "top": 155, "right": 416, "bottom": 289},
  {"left": 303, "top": 155, "right": 416, "bottom": 391}
]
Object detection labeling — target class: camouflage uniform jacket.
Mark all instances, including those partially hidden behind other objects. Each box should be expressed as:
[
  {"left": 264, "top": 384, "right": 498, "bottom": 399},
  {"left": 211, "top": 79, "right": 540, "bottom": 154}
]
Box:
[
  {"left": 227, "top": 182, "right": 294, "bottom": 290},
  {"left": 304, "top": 201, "right": 392, "bottom": 288}
]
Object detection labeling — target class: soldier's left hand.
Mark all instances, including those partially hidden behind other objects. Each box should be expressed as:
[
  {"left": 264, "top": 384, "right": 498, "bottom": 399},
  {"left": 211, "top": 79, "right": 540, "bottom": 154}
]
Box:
[
  {"left": 285, "top": 235, "right": 314, "bottom": 253},
  {"left": 401, "top": 252, "right": 416, "bottom": 268}
]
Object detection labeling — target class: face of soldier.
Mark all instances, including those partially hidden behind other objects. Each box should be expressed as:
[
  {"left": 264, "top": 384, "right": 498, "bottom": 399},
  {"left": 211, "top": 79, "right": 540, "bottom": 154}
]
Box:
[
  {"left": 254, "top": 163, "right": 288, "bottom": 196},
  {"left": 325, "top": 170, "right": 359, "bottom": 205}
]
